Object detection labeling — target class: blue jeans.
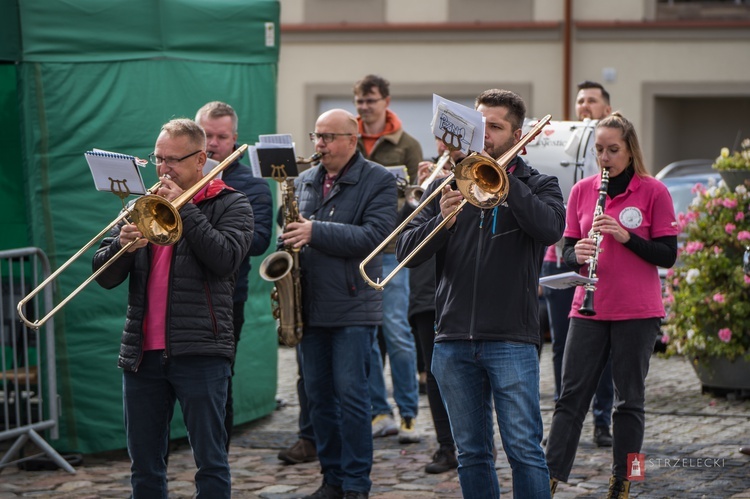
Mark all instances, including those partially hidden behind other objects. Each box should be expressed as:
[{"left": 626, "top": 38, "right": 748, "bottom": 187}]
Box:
[
  {"left": 432, "top": 340, "right": 550, "bottom": 499},
  {"left": 301, "top": 325, "right": 375, "bottom": 493},
  {"left": 123, "top": 351, "right": 231, "bottom": 499},
  {"left": 369, "top": 253, "right": 419, "bottom": 419}
]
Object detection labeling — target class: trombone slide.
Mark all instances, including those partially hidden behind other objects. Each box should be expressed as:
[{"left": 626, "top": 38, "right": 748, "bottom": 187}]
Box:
[
  {"left": 17, "top": 145, "right": 248, "bottom": 329},
  {"left": 359, "top": 174, "right": 462, "bottom": 291}
]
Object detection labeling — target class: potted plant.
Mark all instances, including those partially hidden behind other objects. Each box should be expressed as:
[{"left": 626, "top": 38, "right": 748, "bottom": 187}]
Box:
[
  {"left": 712, "top": 137, "right": 750, "bottom": 191},
  {"left": 662, "top": 141, "right": 750, "bottom": 391}
]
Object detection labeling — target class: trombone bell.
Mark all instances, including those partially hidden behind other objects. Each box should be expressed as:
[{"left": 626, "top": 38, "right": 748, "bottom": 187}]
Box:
[
  {"left": 130, "top": 196, "right": 182, "bottom": 246},
  {"left": 454, "top": 153, "right": 510, "bottom": 209},
  {"left": 16, "top": 144, "right": 248, "bottom": 329},
  {"left": 358, "top": 114, "right": 552, "bottom": 291}
]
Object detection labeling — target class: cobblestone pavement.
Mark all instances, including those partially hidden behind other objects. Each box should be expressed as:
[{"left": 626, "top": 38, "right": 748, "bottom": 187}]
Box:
[{"left": 1, "top": 345, "right": 749, "bottom": 498}]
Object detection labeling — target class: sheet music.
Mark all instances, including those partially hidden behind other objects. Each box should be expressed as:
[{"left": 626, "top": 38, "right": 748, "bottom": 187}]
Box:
[
  {"left": 259, "top": 134, "right": 294, "bottom": 146},
  {"left": 85, "top": 149, "right": 147, "bottom": 195},
  {"left": 250, "top": 134, "right": 299, "bottom": 178},
  {"left": 431, "top": 94, "right": 485, "bottom": 155},
  {"left": 202, "top": 157, "right": 222, "bottom": 179},
  {"left": 249, "top": 146, "right": 262, "bottom": 178},
  {"left": 540, "top": 271, "right": 597, "bottom": 290},
  {"left": 385, "top": 165, "right": 408, "bottom": 184}
]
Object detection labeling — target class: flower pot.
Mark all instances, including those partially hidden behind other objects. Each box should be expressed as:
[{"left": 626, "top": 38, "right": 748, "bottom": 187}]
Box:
[
  {"left": 692, "top": 356, "right": 750, "bottom": 391},
  {"left": 718, "top": 170, "right": 750, "bottom": 192}
]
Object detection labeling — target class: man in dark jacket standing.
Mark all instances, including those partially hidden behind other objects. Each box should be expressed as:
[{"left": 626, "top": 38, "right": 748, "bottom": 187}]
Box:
[
  {"left": 93, "top": 118, "right": 253, "bottom": 499},
  {"left": 397, "top": 90, "right": 564, "bottom": 498},
  {"left": 281, "top": 109, "right": 397, "bottom": 499},
  {"left": 195, "top": 101, "right": 273, "bottom": 448}
]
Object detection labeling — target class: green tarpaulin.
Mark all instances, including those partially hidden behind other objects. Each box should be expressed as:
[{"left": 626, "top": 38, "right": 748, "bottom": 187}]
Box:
[{"left": 1, "top": 0, "right": 281, "bottom": 454}]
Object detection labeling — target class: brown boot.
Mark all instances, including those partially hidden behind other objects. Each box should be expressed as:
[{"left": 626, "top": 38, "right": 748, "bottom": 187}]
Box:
[
  {"left": 550, "top": 478, "right": 559, "bottom": 496},
  {"left": 606, "top": 476, "right": 630, "bottom": 499},
  {"left": 278, "top": 438, "right": 317, "bottom": 464}
]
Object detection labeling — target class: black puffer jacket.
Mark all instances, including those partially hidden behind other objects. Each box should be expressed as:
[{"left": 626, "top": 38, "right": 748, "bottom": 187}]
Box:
[
  {"left": 295, "top": 151, "right": 397, "bottom": 327},
  {"left": 93, "top": 182, "right": 253, "bottom": 371},
  {"left": 396, "top": 157, "right": 565, "bottom": 346},
  {"left": 221, "top": 153, "right": 273, "bottom": 303}
]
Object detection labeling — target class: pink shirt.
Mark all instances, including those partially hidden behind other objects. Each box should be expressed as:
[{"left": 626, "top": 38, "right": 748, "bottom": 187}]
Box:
[
  {"left": 565, "top": 173, "right": 679, "bottom": 320},
  {"left": 543, "top": 243, "right": 561, "bottom": 264},
  {"left": 143, "top": 244, "right": 173, "bottom": 350}
]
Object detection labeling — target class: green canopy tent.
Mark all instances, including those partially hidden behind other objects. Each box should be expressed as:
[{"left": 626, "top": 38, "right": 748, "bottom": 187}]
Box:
[{"left": 0, "top": 0, "right": 280, "bottom": 453}]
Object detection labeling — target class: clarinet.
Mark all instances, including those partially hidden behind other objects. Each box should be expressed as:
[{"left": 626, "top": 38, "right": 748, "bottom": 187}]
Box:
[{"left": 578, "top": 167, "right": 610, "bottom": 316}]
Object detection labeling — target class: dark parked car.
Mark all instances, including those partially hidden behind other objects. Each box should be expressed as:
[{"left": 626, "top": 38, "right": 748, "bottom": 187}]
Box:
[{"left": 655, "top": 160, "right": 722, "bottom": 351}]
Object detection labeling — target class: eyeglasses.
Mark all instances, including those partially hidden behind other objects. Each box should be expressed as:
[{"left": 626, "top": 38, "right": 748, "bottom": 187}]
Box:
[
  {"left": 354, "top": 97, "right": 384, "bottom": 106},
  {"left": 148, "top": 149, "right": 202, "bottom": 166},
  {"left": 309, "top": 132, "right": 354, "bottom": 144}
]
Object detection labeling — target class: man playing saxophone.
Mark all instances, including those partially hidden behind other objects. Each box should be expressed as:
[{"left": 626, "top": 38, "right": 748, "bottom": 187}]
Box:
[{"left": 281, "top": 109, "right": 397, "bottom": 499}]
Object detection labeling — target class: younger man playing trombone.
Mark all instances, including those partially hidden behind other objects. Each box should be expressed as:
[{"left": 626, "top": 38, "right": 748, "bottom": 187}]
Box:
[{"left": 397, "top": 89, "right": 564, "bottom": 498}]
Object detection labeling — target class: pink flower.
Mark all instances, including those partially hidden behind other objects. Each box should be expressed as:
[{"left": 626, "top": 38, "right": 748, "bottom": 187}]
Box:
[
  {"left": 713, "top": 293, "right": 725, "bottom": 303},
  {"left": 725, "top": 223, "right": 736, "bottom": 234},
  {"left": 684, "top": 241, "right": 704, "bottom": 254},
  {"left": 745, "top": 274, "right": 750, "bottom": 285},
  {"left": 738, "top": 231, "right": 750, "bottom": 242},
  {"left": 722, "top": 198, "right": 738, "bottom": 209},
  {"left": 660, "top": 334, "right": 670, "bottom": 344},
  {"left": 718, "top": 328, "right": 732, "bottom": 343},
  {"left": 691, "top": 183, "right": 705, "bottom": 195},
  {"left": 713, "top": 246, "right": 722, "bottom": 255},
  {"left": 736, "top": 212, "right": 745, "bottom": 222}
]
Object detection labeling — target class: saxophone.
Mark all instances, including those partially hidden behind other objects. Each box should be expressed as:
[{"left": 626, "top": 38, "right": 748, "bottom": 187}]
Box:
[
  {"left": 578, "top": 167, "right": 610, "bottom": 316},
  {"left": 258, "top": 153, "right": 321, "bottom": 347}
]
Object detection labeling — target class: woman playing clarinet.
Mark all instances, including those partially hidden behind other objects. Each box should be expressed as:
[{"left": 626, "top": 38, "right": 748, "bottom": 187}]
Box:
[{"left": 546, "top": 112, "right": 679, "bottom": 499}]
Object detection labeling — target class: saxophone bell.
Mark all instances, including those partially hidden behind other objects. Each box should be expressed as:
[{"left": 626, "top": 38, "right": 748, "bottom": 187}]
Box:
[{"left": 259, "top": 176, "right": 305, "bottom": 347}]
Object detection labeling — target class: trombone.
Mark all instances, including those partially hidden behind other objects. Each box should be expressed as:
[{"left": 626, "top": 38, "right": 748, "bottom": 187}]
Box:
[
  {"left": 17, "top": 145, "right": 248, "bottom": 329},
  {"left": 359, "top": 115, "right": 551, "bottom": 291},
  {"left": 404, "top": 150, "right": 453, "bottom": 210}
]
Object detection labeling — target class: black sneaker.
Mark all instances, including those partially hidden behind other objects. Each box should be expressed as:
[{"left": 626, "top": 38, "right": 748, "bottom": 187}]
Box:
[
  {"left": 343, "top": 492, "right": 369, "bottom": 499},
  {"left": 302, "top": 481, "right": 343, "bottom": 499},
  {"left": 594, "top": 426, "right": 613, "bottom": 447},
  {"left": 425, "top": 445, "right": 458, "bottom": 474}
]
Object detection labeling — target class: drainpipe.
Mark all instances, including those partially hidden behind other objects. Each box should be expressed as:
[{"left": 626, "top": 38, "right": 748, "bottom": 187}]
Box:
[{"left": 563, "top": 0, "right": 572, "bottom": 120}]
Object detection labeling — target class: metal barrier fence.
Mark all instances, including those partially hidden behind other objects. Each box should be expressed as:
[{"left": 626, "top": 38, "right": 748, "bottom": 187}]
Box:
[{"left": 0, "top": 247, "right": 74, "bottom": 473}]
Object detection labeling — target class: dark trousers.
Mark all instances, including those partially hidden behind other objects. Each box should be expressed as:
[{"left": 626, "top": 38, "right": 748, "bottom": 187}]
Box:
[
  {"left": 124, "top": 351, "right": 231, "bottom": 498},
  {"left": 542, "top": 260, "right": 614, "bottom": 427},
  {"left": 412, "top": 311, "right": 454, "bottom": 449},
  {"left": 225, "top": 301, "right": 245, "bottom": 451},
  {"left": 295, "top": 344, "right": 315, "bottom": 441},
  {"left": 546, "top": 317, "right": 659, "bottom": 482}
]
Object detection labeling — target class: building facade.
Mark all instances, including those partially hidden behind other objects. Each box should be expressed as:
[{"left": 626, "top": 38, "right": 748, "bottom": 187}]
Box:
[{"left": 278, "top": 0, "right": 750, "bottom": 174}]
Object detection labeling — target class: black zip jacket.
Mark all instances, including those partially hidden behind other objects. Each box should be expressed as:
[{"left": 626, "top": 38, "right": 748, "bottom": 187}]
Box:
[
  {"left": 396, "top": 157, "right": 565, "bottom": 345},
  {"left": 93, "top": 184, "right": 253, "bottom": 370}
]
